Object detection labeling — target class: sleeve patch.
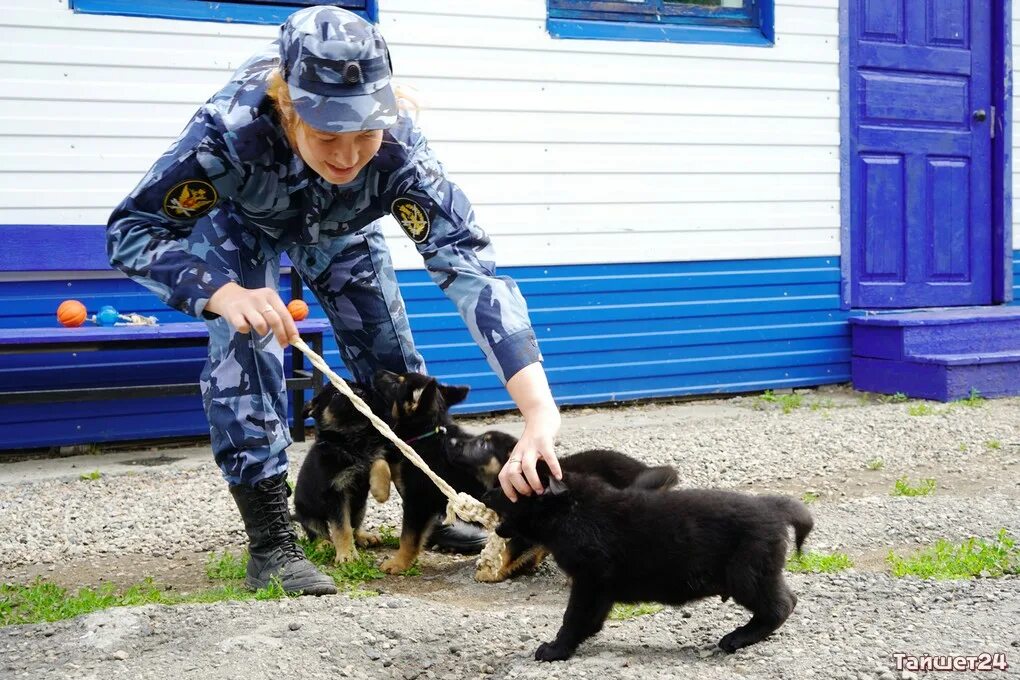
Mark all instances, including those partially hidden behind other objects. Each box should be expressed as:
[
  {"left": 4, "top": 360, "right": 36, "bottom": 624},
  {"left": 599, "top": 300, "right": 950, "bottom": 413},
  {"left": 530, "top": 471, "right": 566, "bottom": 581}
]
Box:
[
  {"left": 163, "top": 179, "right": 218, "bottom": 220},
  {"left": 391, "top": 197, "right": 431, "bottom": 243}
]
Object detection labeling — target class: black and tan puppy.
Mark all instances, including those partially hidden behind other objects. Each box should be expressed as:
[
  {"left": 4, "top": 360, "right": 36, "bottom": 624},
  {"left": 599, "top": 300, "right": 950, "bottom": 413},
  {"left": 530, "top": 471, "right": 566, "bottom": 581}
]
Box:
[
  {"left": 371, "top": 369, "right": 478, "bottom": 574},
  {"left": 482, "top": 465, "right": 813, "bottom": 661},
  {"left": 292, "top": 382, "right": 393, "bottom": 564},
  {"left": 451, "top": 431, "right": 680, "bottom": 581}
]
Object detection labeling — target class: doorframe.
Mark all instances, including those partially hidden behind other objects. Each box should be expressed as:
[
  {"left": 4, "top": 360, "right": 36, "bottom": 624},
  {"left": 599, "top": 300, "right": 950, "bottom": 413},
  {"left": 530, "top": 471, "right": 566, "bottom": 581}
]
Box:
[{"left": 839, "top": 0, "right": 1013, "bottom": 310}]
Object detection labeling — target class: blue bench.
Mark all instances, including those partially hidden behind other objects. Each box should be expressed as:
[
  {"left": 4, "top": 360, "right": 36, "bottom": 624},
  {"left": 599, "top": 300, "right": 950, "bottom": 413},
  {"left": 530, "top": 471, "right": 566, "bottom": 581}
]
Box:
[{"left": 0, "top": 225, "right": 330, "bottom": 443}]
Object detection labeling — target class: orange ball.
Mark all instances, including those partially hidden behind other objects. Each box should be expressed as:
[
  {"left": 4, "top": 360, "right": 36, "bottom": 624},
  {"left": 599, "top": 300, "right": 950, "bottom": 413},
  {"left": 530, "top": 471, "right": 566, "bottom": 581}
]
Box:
[
  {"left": 57, "top": 300, "right": 88, "bottom": 327},
  {"left": 287, "top": 299, "right": 309, "bottom": 321}
]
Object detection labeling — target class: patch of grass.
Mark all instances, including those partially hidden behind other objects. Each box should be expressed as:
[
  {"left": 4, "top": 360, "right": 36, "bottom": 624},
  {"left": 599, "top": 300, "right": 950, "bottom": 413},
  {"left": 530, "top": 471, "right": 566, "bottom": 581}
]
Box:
[
  {"left": 0, "top": 577, "right": 305, "bottom": 627},
  {"left": 397, "top": 563, "right": 421, "bottom": 577},
  {"left": 985, "top": 440, "right": 1002, "bottom": 451},
  {"left": 908, "top": 403, "right": 936, "bottom": 417},
  {"left": 878, "top": 392, "right": 909, "bottom": 404},
  {"left": 786, "top": 551, "right": 853, "bottom": 573},
  {"left": 326, "top": 553, "right": 387, "bottom": 586},
  {"left": 801, "top": 491, "right": 820, "bottom": 504},
  {"left": 887, "top": 530, "right": 1020, "bottom": 579},
  {"left": 296, "top": 537, "right": 388, "bottom": 590},
  {"left": 958, "top": 442, "right": 968, "bottom": 453},
  {"left": 346, "top": 588, "right": 380, "bottom": 599},
  {"left": 179, "top": 583, "right": 254, "bottom": 604},
  {"left": 378, "top": 524, "right": 400, "bottom": 549},
  {"left": 757, "top": 390, "right": 803, "bottom": 414},
  {"left": 253, "top": 576, "right": 288, "bottom": 601},
  {"left": 0, "top": 578, "right": 197, "bottom": 627},
  {"left": 0, "top": 536, "right": 398, "bottom": 627},
  {"left": 78, "top": 470, "right": 101, "bottom": 481},
  {"left": 609, "top": 603, "right": 664, "bottom": 621},
  {"left": 893, "top": 476, "right": 937, "bottom": 497},
  {"left": 866, "top": 458, "right": 885, "bottom": 471},
  {"left": 205, "top": 550, "right": 248, "bottom": 581},
  {"left": 809, "top": 398, "right": 835, "bottom": 411},
  {"left": 955, "top": 388, "right": 985, "bottom": 408},
  {"left": 298, "top": 537, "right": 338, "bottom": 565},
  {"left": 0, "top": 573, "right": 312, "bottom": 627},
  {"left": 778, "top": 393, "right": 803, "bottom": 414}
]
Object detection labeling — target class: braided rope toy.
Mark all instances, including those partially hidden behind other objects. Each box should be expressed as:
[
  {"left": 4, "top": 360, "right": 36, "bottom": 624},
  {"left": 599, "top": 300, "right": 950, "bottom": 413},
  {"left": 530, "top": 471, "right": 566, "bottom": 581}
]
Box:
[{"left": 290, "top": 337, "right": 506, "bottom": 582}]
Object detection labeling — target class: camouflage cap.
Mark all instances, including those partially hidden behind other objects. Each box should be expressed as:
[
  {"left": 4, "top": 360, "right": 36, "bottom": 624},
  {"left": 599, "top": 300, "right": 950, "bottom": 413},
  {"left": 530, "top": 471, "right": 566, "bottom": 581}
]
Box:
[{"left": 278, "top": 5, "right": 397, "bottom": 133}]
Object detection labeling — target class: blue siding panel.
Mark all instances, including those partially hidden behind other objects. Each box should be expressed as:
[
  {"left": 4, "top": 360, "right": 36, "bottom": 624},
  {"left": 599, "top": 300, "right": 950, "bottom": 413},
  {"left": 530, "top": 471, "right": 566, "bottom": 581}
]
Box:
[{"left": 1, "top": 256, "right": 851, "bottom": 450}]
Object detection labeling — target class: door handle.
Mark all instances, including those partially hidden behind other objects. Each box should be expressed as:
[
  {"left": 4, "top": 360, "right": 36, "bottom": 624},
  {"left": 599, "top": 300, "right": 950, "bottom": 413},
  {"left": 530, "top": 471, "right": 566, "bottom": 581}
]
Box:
[{"left": 973, "top": 109, "right": 988, "bottom": 122}]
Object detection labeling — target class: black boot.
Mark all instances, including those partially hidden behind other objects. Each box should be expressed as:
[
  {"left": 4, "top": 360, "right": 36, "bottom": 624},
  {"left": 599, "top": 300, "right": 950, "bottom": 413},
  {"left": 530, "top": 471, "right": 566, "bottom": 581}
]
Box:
[
  {"left": 229, "top": 473, "right": 337, "bottom": 596},
  {"left": 427, "top": 516, "right": 489, "bottom": 554}
]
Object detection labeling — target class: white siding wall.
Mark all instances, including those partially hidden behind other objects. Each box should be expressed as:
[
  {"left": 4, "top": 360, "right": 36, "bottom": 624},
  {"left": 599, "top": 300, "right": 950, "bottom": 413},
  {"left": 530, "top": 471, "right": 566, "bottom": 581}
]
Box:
[{"left": 0, "top": 0, "right": 840, "bottom": 268}]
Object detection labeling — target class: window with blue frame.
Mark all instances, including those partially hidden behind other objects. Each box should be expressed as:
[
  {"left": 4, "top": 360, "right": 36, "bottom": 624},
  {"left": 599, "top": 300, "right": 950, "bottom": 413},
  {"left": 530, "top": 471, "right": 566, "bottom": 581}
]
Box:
[
  {"left": 68, "top": 0, "right": 376, "bottom": 25},
  {"left": 547, "top": 0, "right": 774, "bottom": 47}
]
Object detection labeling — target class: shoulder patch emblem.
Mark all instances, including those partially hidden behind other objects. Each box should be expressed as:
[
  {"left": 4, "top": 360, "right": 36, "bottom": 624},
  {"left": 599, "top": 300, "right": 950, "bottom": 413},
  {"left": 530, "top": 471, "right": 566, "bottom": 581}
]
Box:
[
  {"left": 391, "top": 197, "right": 430, "bottom": 243},
  {"left": 163, "top": 179, "right": 218, "bottom": 220}
]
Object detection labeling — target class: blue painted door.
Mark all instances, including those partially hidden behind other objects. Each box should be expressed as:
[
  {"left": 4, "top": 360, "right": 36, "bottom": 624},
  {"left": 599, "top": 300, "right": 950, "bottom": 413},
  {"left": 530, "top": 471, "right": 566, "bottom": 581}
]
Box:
[{"left": 849, "top": 0, "right": 993, "bottom": 308}]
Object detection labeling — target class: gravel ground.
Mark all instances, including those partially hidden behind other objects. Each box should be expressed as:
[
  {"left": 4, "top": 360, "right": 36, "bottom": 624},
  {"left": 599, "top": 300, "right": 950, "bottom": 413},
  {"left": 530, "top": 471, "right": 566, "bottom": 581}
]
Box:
[{"left": 2, "top": 385, "right": 1019, "bottom": 679}]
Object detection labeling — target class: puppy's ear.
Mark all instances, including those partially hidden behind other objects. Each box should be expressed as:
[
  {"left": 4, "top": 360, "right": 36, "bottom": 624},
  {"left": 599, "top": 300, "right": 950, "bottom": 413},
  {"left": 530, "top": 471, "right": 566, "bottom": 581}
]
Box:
[
  {"left": 372, "top": 369, "right": 403, "bottom": 401},
  {"left": 533, "top": 459, "right": 568, "bottom": 496},
  {"left": 413, "top": 380, "right": 439, "bottom": 413},
  {"left": 546, "top": 476, "right": 569, "bottom": 496},
  {"left": 438, "top": 383, "right": 470, "bottom": 407}
]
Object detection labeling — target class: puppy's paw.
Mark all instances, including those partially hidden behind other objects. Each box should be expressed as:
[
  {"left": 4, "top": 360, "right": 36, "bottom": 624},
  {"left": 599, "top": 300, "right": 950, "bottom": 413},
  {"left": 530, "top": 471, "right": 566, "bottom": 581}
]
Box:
[
  {"left": 355, "top": 530, "right": 382, "bottom": 548},
  {"left": 333, "top": 547, "right": 359, "bottom": 565},
  {"left": 474, "top": 562, "right": 506, "bottom": 583},
  {"left": 380, "top": 556, "right": 412, "bottom": 574},
  {"left": 718, "top": 632, "right": 744, "bottom": 653},
  {"left": 534, "top": 641, "right": 572, "bottom": 662}
]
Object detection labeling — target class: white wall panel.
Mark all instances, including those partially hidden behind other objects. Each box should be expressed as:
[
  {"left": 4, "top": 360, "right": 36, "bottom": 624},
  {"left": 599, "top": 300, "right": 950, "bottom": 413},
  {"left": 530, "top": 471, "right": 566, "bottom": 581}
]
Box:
[{"left": 0, "top": 0, "right": 842, "bottom": 265}]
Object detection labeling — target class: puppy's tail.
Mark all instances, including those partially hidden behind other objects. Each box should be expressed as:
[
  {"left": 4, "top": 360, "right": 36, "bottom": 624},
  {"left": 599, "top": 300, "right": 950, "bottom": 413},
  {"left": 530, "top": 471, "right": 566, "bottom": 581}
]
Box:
[
  {"left": 767, "top": 496, "right": 814, "bottom": 554},
  {"left": 633, "top": 465, "right": 679, "bottom": 491}
]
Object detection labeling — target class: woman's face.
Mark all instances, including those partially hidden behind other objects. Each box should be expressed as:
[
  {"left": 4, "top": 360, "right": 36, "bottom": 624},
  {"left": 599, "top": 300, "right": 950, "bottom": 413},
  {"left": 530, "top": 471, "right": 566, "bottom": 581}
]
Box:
[{"left": 295, "top": 125, "right": 384, "bottom": 185}]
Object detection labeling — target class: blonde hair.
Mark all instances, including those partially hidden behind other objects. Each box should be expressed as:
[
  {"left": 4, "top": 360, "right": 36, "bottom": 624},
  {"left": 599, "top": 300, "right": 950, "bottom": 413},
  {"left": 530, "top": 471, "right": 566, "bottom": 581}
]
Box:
[{"left": 266, "top": 69, "right": 418, "bottom": 148}]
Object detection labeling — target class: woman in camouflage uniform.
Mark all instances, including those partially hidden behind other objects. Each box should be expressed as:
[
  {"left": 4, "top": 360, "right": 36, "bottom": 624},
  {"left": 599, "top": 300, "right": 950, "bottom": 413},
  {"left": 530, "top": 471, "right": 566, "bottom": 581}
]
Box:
[{"left": 107, "top": 5, "right": 561, "bottom": 595}]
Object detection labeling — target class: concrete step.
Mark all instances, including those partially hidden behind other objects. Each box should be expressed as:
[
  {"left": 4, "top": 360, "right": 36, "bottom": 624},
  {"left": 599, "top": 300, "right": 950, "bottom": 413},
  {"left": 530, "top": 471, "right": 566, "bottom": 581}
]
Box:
[{"left": 850, "top": 306, "right": 1020, "bottom": 361}]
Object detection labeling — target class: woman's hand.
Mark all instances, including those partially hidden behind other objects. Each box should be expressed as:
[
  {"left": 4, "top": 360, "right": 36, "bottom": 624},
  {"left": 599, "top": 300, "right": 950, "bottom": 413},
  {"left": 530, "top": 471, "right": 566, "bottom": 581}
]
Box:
[
  {"left": 206, "top": 282, "right": 299, "bottom": 348},
  {"left": 499, "top": 363, "right": 562, "bottom": 502}
]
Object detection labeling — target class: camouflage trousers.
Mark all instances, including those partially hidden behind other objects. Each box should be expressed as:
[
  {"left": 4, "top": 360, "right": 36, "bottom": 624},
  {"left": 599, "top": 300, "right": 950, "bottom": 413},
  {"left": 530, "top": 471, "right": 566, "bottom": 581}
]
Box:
[{"left": 194, "top": 213, "right": 425, "bottom": 486}]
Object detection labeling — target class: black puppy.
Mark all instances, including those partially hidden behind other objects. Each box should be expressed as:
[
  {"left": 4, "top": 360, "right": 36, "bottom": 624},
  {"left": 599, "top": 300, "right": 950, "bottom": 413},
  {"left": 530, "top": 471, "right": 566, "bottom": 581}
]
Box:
[
  {"left": 450, "top": 433, "right": 678, "bottom": 493},
  {"left": 292, "top": 382, "right": 393, "bottom": 564},
  {"left": 482, "top": 466, "right": 813, "bottom": 661},
  {"left": 371, "top": 369, "right": 478, "bottom": 574},
  {"left": 452, "top": 432, "right": 679, "bottom": 581}
]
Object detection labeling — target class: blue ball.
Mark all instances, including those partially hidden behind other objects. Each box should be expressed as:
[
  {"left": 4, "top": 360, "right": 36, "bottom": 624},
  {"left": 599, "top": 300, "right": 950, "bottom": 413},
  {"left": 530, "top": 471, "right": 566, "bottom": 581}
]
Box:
[{"left": 96, "top": 305, "right": 120, "bottom": 326}]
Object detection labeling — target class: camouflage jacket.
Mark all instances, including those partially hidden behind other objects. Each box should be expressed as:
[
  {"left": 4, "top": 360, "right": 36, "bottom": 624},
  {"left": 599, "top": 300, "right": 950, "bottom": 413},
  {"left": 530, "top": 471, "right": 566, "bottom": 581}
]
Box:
[{"left": 107, "top": 45, "right": 540, "bottom": 383}]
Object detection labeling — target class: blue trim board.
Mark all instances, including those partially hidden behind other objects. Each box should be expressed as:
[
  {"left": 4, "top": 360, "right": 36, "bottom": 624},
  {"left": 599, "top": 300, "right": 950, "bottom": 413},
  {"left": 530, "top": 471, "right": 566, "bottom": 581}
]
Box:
[
  {"left": 545, "top": 0, "right": 774, "bottom": 46},
  {"left": 993, "top": 0, "right": 1014, "bottom": 302},
  {"left": 1, "top": 256, "right": 849, "bottom": 450},
  {"left": 68, "top": 0, "right": 376, "bottom": 25},
  {"left": 546, "top": 18, "right": 773, "bottom": 46},
  {"left": 838, "top": 0, "right": 852, "bottom": 310}
]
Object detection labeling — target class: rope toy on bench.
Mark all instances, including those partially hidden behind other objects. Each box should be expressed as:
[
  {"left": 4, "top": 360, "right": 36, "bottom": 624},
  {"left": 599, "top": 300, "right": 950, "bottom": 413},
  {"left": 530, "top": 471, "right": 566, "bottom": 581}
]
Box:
[{"left": 289, "top": 336, "right": 507, "bottom": 582}]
